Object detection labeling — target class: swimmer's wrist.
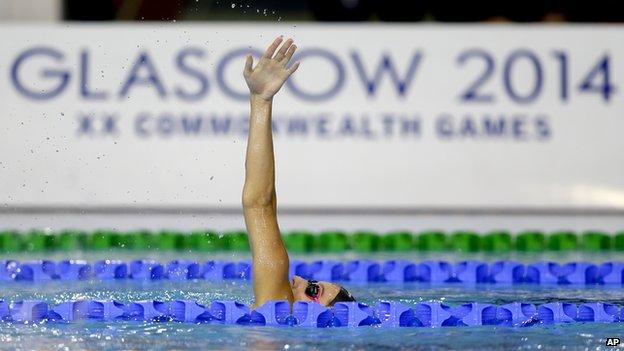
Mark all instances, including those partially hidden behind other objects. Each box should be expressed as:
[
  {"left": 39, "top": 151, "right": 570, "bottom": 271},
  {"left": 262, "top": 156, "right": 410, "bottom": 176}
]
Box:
[{"left": 250, "top": 94, "right": 273, "bottom": 104}]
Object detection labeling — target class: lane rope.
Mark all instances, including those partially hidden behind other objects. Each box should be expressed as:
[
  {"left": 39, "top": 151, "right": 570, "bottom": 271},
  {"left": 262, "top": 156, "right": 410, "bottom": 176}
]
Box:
[
  {"left": 2, "top": 259, "right": 623, "bottom": 284},
  {"left": 1, "top": 299, "right": 622, "bottom": 327},
  {"left": 2, "top": 229, "right": 623, "bottom": 253}
]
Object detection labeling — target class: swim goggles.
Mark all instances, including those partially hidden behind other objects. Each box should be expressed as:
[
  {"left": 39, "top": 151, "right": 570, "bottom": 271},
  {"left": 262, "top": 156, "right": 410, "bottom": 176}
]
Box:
[{"left": 305, "top": 279, "right": 356, "bottom": 305}]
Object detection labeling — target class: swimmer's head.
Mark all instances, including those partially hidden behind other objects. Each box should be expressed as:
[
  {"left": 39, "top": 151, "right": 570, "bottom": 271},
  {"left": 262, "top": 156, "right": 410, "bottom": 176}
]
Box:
[{"left": 291, "top": 275, "right": 355, "bottom": 306}]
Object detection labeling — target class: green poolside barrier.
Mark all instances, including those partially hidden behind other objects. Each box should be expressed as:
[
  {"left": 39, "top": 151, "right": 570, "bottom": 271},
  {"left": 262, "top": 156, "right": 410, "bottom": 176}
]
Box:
[
  {"left": 450, "top": 231, "right": 481, "bottom": 252},
  {"left": 547, "top": 231, "right": 578, "bottom": 251},
  {"left": 317, "top": 231, "right": 349, "bottom": 252},
  {"left": 283, "top": 231, "right": 315, "bottom": 253},
  {"left": 381, "top": 231, "right": 414, "bottom": 251},
  {"left": 581, "top": 231, "right": 612, "bottom": 251},
  {"left": 417, "top": 231, "right": 447, "bottom": 251},
  {"left": 351, "top": 231, "right": 381, "bottom": 252},
  {"left": 482, "top": 231, "right": 512, "bottom": 252},
  {"left": 516, "top": 231, "right": 546, "bottom": 251}
]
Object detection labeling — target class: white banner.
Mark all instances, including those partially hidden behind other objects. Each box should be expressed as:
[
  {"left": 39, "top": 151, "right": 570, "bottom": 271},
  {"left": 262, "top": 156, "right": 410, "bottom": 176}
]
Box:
[{"left": 1, "top": 24, "right": 623, "bottom": 209}]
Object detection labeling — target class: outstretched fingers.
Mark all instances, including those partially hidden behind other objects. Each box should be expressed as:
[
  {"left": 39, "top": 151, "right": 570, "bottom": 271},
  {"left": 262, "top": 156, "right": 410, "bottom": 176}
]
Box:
[
  {"left": 263, "top": 36, "right": 283, "bottom": 59},
  {"left": 275, "top": 38, "right": 293, "bottom": 61},
  {"left": 243, "top": 54, "right": 253, "bottom": 77},
  {"left": 282, "top": 44, "right": 297, "bottom": 65},
  {"left": 286, "top": 61, "right": 300, "bottom": 76}
]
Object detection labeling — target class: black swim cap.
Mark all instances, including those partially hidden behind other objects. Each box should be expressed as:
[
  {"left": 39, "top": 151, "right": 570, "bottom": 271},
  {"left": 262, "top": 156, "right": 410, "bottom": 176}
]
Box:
[{"left": 329, "top": 286, "right": 356, "bottom": 306}]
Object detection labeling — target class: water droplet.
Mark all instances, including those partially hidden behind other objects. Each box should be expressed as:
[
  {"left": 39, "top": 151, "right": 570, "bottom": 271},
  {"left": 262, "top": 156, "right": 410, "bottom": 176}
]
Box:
[{"left": 231, "top": 3, "right": 235, "bottom": 8}]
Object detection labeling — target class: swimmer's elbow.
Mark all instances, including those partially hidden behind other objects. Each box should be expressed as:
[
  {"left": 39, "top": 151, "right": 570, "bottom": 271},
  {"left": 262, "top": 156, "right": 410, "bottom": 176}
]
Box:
[
  {"left": 242, "top": 181, "right": 276, "bottom": 208},
  {"left": 242, "top": 192, "right": 274, "bottom": 208}
]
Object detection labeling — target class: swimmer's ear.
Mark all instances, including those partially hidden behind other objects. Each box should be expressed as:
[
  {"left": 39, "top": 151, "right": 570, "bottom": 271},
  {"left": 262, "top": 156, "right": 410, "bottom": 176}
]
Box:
[
  {"left": 286, "top": 61, "right": 300, "bottom": 76},
  {"left": 243, "top": 54, "right": 253, "bottom": 78}
]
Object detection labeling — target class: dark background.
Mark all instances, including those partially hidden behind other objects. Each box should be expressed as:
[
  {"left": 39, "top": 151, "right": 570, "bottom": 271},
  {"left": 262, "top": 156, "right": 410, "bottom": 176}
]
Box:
[{"left": 64, "top": 0, "right": 624, "bottom": 23}]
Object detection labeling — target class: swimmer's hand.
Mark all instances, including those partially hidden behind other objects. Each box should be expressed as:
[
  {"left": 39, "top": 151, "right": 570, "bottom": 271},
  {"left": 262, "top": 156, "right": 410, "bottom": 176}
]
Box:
[{"left": 244, "top": 36, "right": 300, "bottom": 101}]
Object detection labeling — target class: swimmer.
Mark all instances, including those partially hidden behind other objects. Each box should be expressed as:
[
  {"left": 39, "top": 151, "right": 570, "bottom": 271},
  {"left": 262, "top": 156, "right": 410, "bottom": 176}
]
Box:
[{"left": 242, "top": 36, "right": 355, "bottom": 308}]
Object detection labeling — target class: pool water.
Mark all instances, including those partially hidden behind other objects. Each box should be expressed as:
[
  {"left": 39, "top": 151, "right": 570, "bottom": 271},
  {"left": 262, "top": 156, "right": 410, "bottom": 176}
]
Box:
[{"left": 1, "top": 275, "right": 623, "bottom": 350}]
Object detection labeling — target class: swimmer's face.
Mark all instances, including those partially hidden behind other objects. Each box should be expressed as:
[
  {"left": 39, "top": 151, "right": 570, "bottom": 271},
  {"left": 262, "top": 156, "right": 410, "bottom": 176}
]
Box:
[{"left": 290, "top": 275, "right": 342, "bottom": 306}]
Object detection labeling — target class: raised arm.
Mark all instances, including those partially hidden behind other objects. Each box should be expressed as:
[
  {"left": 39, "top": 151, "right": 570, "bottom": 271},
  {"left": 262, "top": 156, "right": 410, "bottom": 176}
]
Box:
[{"left": 242, "top": 36, "right": 299, "bottom": 307}]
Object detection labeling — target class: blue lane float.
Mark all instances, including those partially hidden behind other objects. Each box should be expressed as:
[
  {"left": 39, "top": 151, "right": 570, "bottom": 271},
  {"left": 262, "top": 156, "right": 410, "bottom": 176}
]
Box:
[
  {"left": 489, "top": 261, "right": 525, "bottom": 283},
  {"left": 171, "top": 300, "right": 213, "bottom": 323},
  {"left": 376, "top": 301, "right": 421, "bottom": 327},
  {"left": 292, "top": 301, "right": 333, "bottom": 327},
  {"left": 1, "top": 259, "right": 623, "bottom": 285},
  {"left": 453, "top": 303, "right": 498, "bottom": 326},
  {"left": 332, "top": 302, "right": 379, "bottom": 327},
  {"left": 9, "top": 300, "right": 48, "bottom": 323},
  {"left": 130, "top": 260, "right": 164, "bottom": 280},
  {"left": 525, "top": 262, "right": 600, "bottom": 284},
  {"left": 382, "top": 260, "right": 418, "bottom": 283},
  {"left": 48, "top": 300, "right": 125, "bottom": 322},
  {"left": 168, "top": 261, "right": 202, "bottom": 280},
  {"left": 0, "top": 299, "right": 621, "bottom": 327},
  {"left": 93, "top": 260, "right": 127, "bottom": 279},
  {"left": 497, "top": 302, "right": 538, "bottom": 327},
  {"left": 538, "top": 302, "right": 577, "bottom": 324}
]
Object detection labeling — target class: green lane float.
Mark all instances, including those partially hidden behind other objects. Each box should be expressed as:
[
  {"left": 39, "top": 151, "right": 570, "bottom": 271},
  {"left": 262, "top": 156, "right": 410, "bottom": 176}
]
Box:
[
  {"left": 0, "top": 230, "right": 22, "bottom": 253},
  {"left": 188, "top": 230, "right": 222, "bottom": 252},
  {"left": 317, "top": 231, "right": 349, "bottom": 252},
  {"left": 581, "top": 231, "right": 612, "bottom": 251},
  {"left": 57, "top": 230, "right": 86, "bottom": 251},
  {"left": 381, "top": 231, "right": 414, "bottom": 251},
  {"left": 450, "top": 231, "right": 480, "bottom": 252},
  {"left": 615, "top": 232, "right": 624, "bottom": 251},
  {"left": 223, "top": 230, "right": 250, "bottom": 251},
  {"left": 516, "top": 231, "right": 546, "bottom": 252},
  {"left": 351, "top": 231, "right": 381, "bottom": 252},
  {"left": 482, "top": 231, "right": 512, "bottom": 252},
  {"left": 417, "top": 231, "right": 447, "bottom": 251},
  {"left": 123, "top": 230, "right": 154, "bottom": 250},
  {"left": 283, "top": 231, "right": 315, "bottom": 253},
  {"left": 547, "top": 231, "right": 578, "bottom": 251}
]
